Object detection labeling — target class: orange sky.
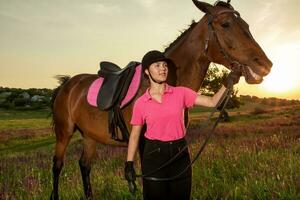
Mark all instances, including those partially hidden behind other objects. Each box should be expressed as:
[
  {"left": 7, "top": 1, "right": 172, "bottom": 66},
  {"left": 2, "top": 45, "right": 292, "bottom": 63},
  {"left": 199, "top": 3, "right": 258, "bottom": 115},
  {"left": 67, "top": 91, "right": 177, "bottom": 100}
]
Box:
[{"left": 0, "top": 0, "right": 299, "bottom": 99}]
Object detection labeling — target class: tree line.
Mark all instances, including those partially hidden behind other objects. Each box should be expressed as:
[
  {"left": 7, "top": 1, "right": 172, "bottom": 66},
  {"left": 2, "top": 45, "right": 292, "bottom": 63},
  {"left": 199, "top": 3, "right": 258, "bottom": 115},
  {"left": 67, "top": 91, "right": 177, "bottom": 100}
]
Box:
[
  {"left": 0, "top": 87, "right": 52, "bottom": 110},
  {"left": 1, "top": 66, "right": 298, "bottom": 111}
]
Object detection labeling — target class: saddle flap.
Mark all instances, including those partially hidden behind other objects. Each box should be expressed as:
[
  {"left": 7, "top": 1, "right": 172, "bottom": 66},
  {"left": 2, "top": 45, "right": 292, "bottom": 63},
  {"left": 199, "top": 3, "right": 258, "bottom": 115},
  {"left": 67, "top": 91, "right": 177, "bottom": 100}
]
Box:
[{"left": 97, "top": 69, "right": 130, "bottom": 110}]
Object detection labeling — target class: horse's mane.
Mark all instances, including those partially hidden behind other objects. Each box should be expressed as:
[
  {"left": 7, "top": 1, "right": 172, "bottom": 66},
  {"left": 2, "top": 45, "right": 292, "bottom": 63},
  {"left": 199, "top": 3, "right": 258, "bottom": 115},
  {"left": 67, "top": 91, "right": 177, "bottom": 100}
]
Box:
[
  {"left": 164, "top": 20, "right": 197, "bottom": 53},
  {"left": 163, "top": 2, "right": 233, "bottom": 53}
]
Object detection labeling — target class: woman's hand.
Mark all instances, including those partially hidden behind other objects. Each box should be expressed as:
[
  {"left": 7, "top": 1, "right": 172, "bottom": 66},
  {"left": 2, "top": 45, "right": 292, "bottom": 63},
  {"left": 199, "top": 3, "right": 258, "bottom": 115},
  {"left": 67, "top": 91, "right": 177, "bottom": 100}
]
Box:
[
  {"left": 222, "top": 70, "right": 242, "bottom": 88},
  {"left": 124, "top": 161, "right": 137, "bottom": 193},
  {"left": 125, "top": 161, "right": 136, "bottom": 181},
  {"left": 125, "top": 125, "right": 142, "bottom": 193}
]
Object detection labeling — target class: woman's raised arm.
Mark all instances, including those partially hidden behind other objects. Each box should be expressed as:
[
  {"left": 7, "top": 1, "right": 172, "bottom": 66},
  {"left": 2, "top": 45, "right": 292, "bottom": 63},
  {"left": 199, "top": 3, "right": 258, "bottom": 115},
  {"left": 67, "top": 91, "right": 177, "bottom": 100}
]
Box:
[{"left": 194, "top": 70, "right": 241, "bottom": 107}]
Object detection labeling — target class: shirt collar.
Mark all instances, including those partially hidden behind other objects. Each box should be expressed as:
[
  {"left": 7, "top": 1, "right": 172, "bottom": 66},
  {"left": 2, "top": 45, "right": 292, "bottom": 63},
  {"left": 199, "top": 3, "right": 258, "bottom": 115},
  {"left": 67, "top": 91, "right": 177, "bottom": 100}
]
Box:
[{"left": 143, "top": 84, "right": 173, "bottom": 102}]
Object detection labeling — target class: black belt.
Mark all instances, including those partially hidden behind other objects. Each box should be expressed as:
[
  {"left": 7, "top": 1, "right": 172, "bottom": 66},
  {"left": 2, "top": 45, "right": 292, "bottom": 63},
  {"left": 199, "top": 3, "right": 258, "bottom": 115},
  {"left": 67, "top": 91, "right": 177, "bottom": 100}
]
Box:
[{"left": 144, "top": 137, "right": 186, "bottom": 146}]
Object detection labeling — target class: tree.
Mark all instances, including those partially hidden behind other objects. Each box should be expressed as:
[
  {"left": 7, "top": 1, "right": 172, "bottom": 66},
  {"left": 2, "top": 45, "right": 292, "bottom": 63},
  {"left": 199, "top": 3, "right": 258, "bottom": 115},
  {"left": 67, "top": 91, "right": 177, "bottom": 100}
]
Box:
[
  {"left": 199, "top": 64, "right": 241, "bottom": 121},
  {"left": 0, "top": 87, "right": 53, "bottom": 110}
]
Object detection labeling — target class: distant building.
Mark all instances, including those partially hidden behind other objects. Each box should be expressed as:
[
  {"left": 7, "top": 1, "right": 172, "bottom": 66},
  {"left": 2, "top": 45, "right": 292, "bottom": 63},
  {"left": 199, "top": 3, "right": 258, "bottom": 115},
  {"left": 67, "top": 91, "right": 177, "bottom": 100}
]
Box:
[
  {"left": 20, "top": 92, "right": 30, "bottom": 100},
  {"left": 31, "top": 95, "right": 45, "bottom": 102}
]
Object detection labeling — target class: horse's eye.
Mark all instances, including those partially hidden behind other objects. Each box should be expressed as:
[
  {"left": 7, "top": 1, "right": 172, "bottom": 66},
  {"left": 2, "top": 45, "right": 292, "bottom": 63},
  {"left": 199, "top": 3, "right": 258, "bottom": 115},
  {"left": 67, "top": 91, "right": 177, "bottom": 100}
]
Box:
[{"left": 221, "top": 22, "right": 230, "bottom": 28}]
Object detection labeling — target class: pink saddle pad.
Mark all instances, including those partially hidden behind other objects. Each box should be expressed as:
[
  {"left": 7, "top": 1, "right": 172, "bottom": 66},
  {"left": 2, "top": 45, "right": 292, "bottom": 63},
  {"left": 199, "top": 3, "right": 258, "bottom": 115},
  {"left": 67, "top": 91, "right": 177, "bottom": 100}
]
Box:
[{"left": 87, "top": 64, "right": 142, "bottom": 108}]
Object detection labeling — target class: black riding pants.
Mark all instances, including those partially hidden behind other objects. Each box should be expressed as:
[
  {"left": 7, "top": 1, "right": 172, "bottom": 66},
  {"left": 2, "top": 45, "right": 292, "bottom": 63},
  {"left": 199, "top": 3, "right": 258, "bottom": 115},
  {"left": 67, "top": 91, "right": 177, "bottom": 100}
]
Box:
[{"left": 141, "top": 138, "right": 191, "bottom": 200}]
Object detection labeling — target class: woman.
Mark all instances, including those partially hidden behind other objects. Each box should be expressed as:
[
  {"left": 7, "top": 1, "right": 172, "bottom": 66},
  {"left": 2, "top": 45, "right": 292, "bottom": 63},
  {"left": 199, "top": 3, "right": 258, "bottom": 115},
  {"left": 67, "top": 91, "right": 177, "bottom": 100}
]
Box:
[{"left": 125, "top": 50, "right": 241, "bottom": 200}]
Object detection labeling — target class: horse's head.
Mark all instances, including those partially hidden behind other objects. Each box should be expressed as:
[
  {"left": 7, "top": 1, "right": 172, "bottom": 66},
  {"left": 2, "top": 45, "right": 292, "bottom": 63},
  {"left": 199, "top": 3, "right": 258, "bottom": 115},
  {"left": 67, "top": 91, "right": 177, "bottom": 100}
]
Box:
[{"left": 192, "top": 0, "right": 272, "bottom": 84}]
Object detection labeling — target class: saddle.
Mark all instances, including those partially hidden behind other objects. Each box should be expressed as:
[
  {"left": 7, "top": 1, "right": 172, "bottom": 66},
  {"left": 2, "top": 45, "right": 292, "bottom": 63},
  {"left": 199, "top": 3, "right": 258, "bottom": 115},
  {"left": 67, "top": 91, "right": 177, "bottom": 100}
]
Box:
[
  {"left": 97, "top": 61, "right": 139, "bottom": 110},
  {"left": 87, "top": 61, "right": 142, "bottom": 142}
]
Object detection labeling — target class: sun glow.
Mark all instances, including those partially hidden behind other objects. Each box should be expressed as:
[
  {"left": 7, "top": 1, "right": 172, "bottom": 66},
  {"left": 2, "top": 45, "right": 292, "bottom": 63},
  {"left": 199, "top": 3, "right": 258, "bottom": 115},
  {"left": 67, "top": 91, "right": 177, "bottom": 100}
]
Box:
[
  {"left": 262, "top": 67, "right": 295, "bottom": 93},
  {"left": 261, "top": 43, "right": 300, "bottom": 94}
]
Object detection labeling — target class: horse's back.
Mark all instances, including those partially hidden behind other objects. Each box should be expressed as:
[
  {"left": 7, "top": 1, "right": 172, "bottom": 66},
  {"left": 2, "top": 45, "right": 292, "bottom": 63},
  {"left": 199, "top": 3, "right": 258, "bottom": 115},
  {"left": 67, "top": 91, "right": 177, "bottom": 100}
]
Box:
[
  {"left": 53, "top": 73, "right": 97, "bottom": 124},
  {"left": 54, "top": 73, "right": 97, "bottom": 107}
]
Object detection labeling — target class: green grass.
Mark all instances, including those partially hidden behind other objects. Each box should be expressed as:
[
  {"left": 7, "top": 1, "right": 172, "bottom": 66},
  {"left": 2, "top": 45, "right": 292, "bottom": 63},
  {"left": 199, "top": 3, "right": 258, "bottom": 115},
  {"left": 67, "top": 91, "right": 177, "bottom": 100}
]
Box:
[
  {"left": 0, "top": 105, "right": 299, "bottom": 199},
  {"left": 0, "top": 136, "right": 55, "bottom": 153},
  {"left": 0, "top": 108, "right": 50, "bottom": 120},
  {"left": 190, "top": 106, "right": 214, "bottom": 113},
  {"left": 191, "top": 141, "right": 300, "bottom": 199},
  {"left": 0, "top": 118, "right": 51, "bottom": 130},
  {"left": 0, "top": 108, "right": 51, "bottom": 130}
]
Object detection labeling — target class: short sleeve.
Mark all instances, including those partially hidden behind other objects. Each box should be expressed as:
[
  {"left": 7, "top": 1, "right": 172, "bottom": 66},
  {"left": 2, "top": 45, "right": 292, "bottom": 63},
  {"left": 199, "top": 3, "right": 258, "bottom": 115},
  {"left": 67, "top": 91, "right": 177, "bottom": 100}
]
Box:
[
  {"left": 130, "top": 101, "right": 144, "bottom": 125},
  {"left": 182, "top": 87, "right": 197, "bottom": 108}
]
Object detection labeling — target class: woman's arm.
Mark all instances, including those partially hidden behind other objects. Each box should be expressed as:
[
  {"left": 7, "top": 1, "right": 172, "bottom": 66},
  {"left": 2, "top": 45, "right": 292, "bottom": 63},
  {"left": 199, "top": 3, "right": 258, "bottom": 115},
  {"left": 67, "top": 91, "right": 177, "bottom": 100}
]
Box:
[
  {"left": 194, "top": 85, "right": 227, "bottom": 107},
  {"left": 126, "top": 125, "right": 143, "bottom": 161},
  {"left": 194, "top": 70, "right": 242, "bottom": 107}
]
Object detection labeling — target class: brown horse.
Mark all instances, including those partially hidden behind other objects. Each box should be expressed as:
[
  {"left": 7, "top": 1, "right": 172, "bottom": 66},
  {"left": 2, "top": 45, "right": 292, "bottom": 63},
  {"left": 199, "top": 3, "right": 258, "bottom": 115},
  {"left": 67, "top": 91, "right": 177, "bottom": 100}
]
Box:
[{"left": 50, "top": 0, "right": 272, "bottom": 199}]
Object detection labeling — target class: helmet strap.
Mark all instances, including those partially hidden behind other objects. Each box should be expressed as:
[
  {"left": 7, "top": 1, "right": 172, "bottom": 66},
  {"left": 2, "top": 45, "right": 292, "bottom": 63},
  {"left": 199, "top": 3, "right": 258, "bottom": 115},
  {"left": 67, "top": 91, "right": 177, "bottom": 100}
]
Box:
[{"left": 148, "top": 71, "right": 165, "bottom": 84}]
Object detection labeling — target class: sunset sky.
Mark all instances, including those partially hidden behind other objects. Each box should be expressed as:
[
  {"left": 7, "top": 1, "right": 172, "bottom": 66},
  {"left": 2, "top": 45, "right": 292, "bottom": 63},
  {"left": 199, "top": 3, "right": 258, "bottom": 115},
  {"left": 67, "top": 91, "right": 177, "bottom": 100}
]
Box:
[{"left": 0, "top": 0, "right": 299, "bottom": 99}]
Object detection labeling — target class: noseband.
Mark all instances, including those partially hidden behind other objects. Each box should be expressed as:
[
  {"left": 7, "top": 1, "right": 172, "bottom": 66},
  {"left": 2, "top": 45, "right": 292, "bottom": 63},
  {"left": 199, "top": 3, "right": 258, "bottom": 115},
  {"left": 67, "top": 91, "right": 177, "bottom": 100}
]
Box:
[{"left": 204, "top": 9, "right": 245, "bottom": 71}]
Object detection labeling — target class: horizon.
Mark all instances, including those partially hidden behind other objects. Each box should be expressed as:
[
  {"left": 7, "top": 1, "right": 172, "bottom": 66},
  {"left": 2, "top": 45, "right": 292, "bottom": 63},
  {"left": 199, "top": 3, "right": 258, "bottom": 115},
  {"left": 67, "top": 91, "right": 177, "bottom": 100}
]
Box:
[
  {"left": 1, "top": 0, "right": 300, "bottom": 100},
  {"left": 0, "top": 84, "right": 299, "bottom": 101}
]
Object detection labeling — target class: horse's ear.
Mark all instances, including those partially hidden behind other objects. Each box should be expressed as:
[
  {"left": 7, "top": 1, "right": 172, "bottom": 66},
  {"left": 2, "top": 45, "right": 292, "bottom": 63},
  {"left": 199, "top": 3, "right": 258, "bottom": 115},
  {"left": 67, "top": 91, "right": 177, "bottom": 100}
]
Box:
[{"left": 192, "top": 0, "right": 213, "bottom": 14}]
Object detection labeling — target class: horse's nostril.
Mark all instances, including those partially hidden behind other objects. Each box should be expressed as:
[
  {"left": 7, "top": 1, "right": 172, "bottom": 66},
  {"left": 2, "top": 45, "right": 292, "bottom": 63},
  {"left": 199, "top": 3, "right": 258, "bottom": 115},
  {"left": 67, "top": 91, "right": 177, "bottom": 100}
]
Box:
[{"left": 253, "top": 57, "right": 260, "bottom": 63}]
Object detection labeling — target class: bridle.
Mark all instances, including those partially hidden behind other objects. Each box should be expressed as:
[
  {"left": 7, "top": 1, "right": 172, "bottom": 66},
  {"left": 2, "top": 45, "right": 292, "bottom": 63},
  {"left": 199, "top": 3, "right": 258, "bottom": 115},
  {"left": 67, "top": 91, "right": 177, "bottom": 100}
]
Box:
[
  {"left": 204, "top": 8, "right": 246, "bottom": 72},
  {"left": 127, "top": 2, "right": 244, "bottom": 192}
]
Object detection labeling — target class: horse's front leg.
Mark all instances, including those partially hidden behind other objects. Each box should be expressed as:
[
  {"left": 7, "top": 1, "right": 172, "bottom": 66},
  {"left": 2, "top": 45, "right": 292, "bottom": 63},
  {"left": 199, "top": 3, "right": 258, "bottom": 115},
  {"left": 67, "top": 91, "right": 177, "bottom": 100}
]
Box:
[{"left": 79, "top": 136, "right": 97, "bottom": 199}]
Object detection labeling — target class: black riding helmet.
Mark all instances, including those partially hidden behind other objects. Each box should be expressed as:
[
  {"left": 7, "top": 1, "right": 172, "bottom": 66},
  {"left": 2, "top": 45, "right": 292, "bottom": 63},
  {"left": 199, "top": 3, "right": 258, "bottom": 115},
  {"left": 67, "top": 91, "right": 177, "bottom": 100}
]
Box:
[{"left": 141, "top": 50, "right": 171, "bottom": 72}]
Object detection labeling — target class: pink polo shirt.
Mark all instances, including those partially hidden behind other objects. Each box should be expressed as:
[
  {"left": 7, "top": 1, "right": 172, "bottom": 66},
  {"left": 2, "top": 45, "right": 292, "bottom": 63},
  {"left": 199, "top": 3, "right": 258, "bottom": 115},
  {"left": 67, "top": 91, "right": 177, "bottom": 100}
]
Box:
[{"left": 130, "top": 84, "right": 197, "bottom": 141}]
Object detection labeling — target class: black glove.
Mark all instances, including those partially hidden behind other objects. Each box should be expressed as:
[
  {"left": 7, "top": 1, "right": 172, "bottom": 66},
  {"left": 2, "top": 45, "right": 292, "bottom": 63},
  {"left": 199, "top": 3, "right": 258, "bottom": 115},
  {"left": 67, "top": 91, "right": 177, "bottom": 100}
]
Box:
[
  {"left": 124, "top": 161, "right": 137, "bottom": 193},
  {"left": 125, "top": 161, "right": 136, "bottom": 181},
  {"left": 222, "top": 70, "right": 242, "bottom": 88}
]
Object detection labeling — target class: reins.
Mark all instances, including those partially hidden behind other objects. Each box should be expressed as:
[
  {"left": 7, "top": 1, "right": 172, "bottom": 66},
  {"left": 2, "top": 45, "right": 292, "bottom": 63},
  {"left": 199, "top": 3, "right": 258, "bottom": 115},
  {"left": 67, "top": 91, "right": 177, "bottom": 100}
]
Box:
[{"left": 140, "top": 82, "right": 233, "bottom": 181}]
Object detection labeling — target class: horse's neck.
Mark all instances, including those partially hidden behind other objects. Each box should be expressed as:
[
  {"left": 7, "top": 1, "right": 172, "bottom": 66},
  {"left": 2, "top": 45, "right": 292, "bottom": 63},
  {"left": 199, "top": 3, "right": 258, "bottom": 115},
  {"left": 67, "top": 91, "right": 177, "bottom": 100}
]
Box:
[{"left": 165, "top": 18, "right": 211, "bottom": 91}]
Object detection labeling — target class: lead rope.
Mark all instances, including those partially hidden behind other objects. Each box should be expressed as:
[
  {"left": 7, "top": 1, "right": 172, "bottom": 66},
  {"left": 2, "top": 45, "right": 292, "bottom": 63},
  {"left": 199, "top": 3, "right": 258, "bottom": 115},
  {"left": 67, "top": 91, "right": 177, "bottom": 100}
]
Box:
[{"left": 127, "top": 80, "right": 234, "bottom": 191}]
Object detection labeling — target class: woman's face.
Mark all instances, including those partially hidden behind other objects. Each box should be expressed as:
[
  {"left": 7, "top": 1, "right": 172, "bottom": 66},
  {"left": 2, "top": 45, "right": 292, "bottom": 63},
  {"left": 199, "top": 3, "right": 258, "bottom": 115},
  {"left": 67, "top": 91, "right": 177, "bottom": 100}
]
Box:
[{"left": 146, "top": 61, "right": 168, "bottom": 83}]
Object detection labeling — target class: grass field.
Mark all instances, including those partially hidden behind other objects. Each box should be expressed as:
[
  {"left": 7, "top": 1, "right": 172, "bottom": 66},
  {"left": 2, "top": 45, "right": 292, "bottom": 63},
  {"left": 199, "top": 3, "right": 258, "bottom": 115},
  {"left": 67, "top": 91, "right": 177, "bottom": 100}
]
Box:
[{"left": 0, "top": 103, "right": 299, "bottom": 200}]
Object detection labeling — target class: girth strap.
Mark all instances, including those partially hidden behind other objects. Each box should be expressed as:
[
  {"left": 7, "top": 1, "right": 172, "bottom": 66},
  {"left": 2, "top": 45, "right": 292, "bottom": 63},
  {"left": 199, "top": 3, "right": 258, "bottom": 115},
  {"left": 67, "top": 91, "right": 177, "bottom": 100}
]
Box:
[{"left": 108, "top": 106, "right": 130, "bottom": 142}]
